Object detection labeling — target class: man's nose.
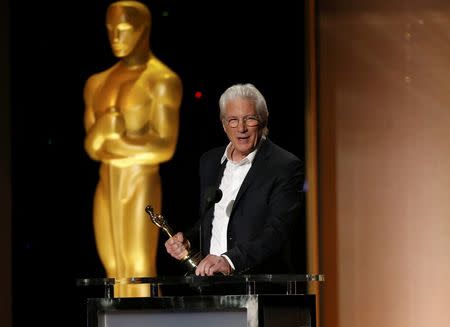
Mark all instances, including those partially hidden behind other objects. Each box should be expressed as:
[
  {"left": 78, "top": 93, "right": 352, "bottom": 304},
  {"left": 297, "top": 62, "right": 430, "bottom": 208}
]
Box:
[{"left": 237, "top": 119, "right": 248, "bottom": 132}]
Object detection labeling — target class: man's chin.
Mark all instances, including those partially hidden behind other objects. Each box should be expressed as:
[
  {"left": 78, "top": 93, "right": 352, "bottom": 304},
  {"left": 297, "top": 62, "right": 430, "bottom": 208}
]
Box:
[{"left": 234, "top": 145, "right": 252, "bottom": 156}]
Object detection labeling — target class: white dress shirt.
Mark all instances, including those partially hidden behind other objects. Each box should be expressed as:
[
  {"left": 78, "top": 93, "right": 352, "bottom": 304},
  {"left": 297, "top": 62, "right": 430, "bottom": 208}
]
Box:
[{"left": 209, "top": 143, "right": 259, "bottom": 269}]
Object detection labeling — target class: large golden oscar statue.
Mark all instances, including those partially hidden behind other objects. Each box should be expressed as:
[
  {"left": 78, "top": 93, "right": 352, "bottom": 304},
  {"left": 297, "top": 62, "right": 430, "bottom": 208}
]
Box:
[{"left": 83, "top": 0, "right": 182, "bottom": 297}]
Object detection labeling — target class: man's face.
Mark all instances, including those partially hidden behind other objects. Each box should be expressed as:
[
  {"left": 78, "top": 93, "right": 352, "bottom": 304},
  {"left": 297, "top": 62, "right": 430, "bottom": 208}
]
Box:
[
  {"left": 222, "top": 98, "right": 263, "bottom": 161},
  {"left": 106, "top": 6, "right": 145, "bottom": 58}
]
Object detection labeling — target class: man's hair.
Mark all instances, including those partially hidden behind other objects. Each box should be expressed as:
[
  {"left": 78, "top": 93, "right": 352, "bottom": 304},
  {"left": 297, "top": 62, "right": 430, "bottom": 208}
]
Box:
[{"left": 219, "top": 83, "right": 269, "bottom": 136}]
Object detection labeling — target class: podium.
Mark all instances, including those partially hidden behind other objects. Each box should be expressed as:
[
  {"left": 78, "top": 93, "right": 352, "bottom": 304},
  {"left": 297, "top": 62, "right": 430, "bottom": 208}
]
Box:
[{"left": 77, "top": 274, "right": 324, "bottom": 327}]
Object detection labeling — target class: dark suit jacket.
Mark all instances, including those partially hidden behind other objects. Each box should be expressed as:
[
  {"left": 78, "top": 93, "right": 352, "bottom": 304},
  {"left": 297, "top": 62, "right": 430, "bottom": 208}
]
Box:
[{"left": 193, "top": 138, "right": 304, "bottom": 274}]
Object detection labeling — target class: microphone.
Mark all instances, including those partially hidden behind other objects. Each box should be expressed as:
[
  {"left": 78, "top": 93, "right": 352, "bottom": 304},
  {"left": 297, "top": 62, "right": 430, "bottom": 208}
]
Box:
[
  {"left": 199, "top": 186, "right": 223, "bottom": 277},
  {"left": 205, "top": 187, "right": 222, "bottom": 208}
]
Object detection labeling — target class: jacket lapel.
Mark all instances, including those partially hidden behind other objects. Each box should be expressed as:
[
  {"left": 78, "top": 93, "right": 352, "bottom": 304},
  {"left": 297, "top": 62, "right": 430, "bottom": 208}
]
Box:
[{"left": 231, "top": 139, "right": 271, "bottom": 216}]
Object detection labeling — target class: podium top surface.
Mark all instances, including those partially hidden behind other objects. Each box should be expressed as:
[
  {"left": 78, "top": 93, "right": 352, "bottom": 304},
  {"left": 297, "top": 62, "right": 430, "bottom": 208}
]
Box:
[{"left": 77, "top": 274, "right": 325, "bottom": 287}]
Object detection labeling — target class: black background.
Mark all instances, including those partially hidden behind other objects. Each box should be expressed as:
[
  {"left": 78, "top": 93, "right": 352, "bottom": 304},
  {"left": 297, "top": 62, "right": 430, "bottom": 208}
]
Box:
[{"left": 10, "top": 0, "right": 306, "bottom": 326}]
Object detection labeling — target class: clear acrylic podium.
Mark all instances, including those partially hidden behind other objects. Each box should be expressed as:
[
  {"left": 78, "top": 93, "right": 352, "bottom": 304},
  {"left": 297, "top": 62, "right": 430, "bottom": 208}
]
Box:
[{"left": 77, "top": 274, "right": 324, "bottom": 327}]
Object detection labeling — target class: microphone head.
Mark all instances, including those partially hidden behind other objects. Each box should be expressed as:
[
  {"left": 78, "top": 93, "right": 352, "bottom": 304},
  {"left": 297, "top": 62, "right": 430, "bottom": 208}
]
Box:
[{"left": 205, "top": 187, "right": 222, "bottom": 206}]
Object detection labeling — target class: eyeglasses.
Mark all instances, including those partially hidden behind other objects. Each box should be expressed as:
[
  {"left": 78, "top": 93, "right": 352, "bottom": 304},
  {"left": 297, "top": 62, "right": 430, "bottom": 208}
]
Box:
[{"left": 224, "top": 115, "right": 260, "bottom": 128}]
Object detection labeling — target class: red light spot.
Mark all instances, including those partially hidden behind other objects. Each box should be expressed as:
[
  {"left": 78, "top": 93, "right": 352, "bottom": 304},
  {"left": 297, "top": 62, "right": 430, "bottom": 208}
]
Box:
[{"left": 194, "top": 91, "right": 203, "bottom": 99}]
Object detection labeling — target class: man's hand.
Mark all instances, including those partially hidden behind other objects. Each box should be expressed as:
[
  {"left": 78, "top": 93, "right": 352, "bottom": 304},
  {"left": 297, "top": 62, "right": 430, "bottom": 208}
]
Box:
[
  {"left": 195, "top": 254, "right": 232, "bottom": 276},
  {"left": 165, "top": 232, "right": 189, "bottom": 260}
]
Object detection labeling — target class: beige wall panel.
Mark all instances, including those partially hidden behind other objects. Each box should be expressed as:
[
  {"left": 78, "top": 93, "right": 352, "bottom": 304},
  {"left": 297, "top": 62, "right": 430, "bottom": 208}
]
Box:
[{"left": 318, "top": 2, "right": 450, "bottom": 326}]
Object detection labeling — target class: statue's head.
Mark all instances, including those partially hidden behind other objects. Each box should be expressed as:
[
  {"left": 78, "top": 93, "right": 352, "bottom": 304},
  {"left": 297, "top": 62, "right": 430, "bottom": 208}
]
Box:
[{"left": 106, "top": 1, "right": 151, "bottom": 58}]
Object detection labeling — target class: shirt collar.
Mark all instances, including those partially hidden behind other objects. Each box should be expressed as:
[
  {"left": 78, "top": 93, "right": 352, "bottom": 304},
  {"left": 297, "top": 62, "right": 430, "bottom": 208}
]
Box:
[{"left": 220, "top": 136, "right": 265, "bottom": 165}]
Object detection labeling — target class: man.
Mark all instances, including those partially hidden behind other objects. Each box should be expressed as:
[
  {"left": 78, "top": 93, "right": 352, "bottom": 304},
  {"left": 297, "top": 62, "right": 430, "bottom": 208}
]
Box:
[
  {"left": 84, "top": 1, "right": 182, "bottom": 296},
  {"left": 166, "top": 83, "right": 303, "bottom": 276}
]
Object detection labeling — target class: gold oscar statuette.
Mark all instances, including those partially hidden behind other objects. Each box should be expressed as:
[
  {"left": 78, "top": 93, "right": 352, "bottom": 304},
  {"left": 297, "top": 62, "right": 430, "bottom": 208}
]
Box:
[
  {"left": 83, "top": 0, "right": 182, "bottom": 297},
  {"left": 145, "top": 205, "right": 202, "bottom": 271}
]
